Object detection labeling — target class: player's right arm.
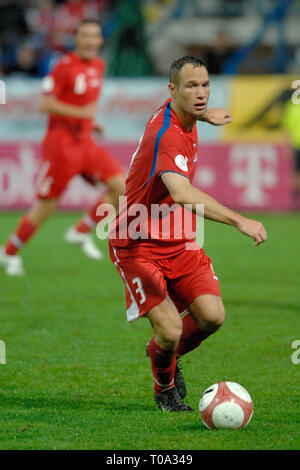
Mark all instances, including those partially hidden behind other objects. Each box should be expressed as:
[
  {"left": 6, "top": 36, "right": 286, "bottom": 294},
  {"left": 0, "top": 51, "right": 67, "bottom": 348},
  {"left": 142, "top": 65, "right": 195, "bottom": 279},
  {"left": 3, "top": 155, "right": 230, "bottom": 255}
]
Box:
[
  {"left": 161, "top": 171, "right": 267, "bottom": 247},
  {"left": 39, "top": 94, "right": 97, "bottom": 120}
]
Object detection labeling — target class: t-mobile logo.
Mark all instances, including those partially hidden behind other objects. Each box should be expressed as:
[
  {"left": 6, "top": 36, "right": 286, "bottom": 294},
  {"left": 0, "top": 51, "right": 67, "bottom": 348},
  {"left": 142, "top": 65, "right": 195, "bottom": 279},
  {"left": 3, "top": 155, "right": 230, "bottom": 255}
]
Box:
[
  {"left": 230, "top": 144, "right": 277, "bottom": 206},
  {"left": 0, "top": 80, "right": 6, "bottom": 104},
  {"left": 0, "top": 340, "right": 6, "bottom": 364}
]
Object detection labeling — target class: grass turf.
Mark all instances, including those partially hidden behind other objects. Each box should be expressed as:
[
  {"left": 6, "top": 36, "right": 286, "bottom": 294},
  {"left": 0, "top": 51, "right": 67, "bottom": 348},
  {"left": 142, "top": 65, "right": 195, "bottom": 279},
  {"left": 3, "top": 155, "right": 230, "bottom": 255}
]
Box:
[{"left": 0, "top": 211, "right": 299, "bottom": 450}]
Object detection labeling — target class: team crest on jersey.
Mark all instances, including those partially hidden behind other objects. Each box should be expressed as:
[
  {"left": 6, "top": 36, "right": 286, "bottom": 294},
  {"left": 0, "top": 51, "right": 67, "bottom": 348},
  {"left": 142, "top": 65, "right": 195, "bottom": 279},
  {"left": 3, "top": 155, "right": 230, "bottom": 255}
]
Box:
[{"left": 175, "top": 154, "right": 188, "bottom": 172}]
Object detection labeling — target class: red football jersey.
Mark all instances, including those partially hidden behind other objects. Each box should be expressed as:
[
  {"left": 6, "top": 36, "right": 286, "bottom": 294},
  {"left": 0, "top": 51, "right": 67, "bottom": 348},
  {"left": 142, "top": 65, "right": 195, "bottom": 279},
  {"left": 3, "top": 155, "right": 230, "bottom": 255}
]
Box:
[
  {"left": 41, "top": 51, "right": 105, "bottom": 139},
  {"left": 110, "top": 99, "right": 199, "bottom": 255}
]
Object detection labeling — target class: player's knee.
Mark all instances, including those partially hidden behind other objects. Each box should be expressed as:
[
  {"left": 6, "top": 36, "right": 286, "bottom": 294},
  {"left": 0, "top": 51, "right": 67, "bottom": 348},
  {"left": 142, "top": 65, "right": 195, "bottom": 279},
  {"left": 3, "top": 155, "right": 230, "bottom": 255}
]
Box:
[
  {"left": 108, "top": 175, "right": 125, "bottom": 198},
  {"left": 204, "top": 305, "right": 225, "bottom": 332},
  {"left": 160, "top": 323, "right": 183, "bottom": 350},
  {"left": 118, "top": 178, "right": 126, "bottom": 196},
  {"left": 191, "top": 296, "right": 226, "bottom": 333}
]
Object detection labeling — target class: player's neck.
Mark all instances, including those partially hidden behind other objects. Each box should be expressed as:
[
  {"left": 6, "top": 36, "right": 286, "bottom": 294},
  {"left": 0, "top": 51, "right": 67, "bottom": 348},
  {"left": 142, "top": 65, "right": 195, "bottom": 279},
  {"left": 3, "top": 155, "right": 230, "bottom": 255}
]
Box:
[
  {"left": 170, "top": 101, "right": 196, "bottom": 132},
  {"left": 73, "top": 49, "right": 95, "bottom": 62}
]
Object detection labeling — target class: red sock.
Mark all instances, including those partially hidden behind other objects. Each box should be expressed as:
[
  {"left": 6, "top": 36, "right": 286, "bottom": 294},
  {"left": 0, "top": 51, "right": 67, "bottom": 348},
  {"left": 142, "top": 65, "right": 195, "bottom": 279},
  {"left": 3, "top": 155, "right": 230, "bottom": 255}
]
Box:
[
  {"left": 147, "top": 337, "right": 177, "bottom": 395},
  {"left": 176, "top": 313, "right": 211, "bottom": 358},
  {"left": 5, "top": 216, "right": 38, "bottom": 255},
  {"left": 76, "top": 198, "right": 111, "bottom": 234}
]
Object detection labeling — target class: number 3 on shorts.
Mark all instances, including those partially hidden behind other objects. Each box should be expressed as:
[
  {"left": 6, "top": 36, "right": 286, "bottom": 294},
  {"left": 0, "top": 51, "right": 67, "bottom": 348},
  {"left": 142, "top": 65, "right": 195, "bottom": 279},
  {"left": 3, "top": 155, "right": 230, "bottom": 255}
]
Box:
[{"left": 132, "top": 277, "right": 146, "bottom": 305}]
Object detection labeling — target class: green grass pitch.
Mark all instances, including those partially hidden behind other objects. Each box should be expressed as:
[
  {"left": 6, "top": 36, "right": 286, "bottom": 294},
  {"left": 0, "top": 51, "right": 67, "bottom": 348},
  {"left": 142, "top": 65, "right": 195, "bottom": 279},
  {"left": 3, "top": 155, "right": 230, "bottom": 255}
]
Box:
[{"left": 0, "top": 211, "right": 299, "bottom": 450}]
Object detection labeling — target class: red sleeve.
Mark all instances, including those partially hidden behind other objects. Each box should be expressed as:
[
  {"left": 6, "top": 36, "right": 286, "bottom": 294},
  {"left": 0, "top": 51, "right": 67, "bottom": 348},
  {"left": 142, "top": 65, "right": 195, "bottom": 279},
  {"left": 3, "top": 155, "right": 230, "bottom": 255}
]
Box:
[
  {"left": 156, "top": 132, "right": 190, "bottom": 180},
  {"left": 41, "top": 57, "right": 69, "bottom": 97}
]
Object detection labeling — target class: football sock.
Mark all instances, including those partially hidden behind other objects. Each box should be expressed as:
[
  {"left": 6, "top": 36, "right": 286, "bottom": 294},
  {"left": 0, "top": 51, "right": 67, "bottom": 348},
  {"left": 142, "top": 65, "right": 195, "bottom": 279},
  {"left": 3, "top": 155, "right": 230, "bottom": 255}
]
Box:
[
  {"left": 5, "top": 216, "right": 38, "bottom": 256},
  {"left": 176, "top": 313, "right": 211, "bottom": 358},
  {"left": 76, "top": 198, "right": 110, "bottom": 233},
  {"left": 147, "top": 337, "right": 177, "bottom": 395}
]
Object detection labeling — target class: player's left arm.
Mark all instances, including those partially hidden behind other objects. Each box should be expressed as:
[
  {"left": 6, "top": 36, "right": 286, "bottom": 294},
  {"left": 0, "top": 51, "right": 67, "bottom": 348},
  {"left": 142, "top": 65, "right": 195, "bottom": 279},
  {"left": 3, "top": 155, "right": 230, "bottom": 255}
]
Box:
[
  {"left": 199, "top": 107, "right": 232, "bottom": 126},
  {"left": 161, "top": 171, "right": 267, "bottom": 246}
]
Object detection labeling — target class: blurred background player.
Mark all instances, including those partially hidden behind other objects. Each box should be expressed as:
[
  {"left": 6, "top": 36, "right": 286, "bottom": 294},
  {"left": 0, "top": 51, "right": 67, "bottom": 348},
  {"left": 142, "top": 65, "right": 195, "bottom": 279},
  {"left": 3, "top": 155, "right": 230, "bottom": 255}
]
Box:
[
  {"left": 0, "top": 19, "right": 125, "bottom": 276},
  {"left": 109, "top": 56, "right": 267, "bottom": 412}
]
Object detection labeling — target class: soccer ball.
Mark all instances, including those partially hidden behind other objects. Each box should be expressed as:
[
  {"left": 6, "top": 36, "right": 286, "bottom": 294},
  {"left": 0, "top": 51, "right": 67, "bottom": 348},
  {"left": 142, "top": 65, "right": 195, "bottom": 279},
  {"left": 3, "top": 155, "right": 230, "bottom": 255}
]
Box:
[{"left": 199, "top": 381, "right": 253, "bottom": 430}]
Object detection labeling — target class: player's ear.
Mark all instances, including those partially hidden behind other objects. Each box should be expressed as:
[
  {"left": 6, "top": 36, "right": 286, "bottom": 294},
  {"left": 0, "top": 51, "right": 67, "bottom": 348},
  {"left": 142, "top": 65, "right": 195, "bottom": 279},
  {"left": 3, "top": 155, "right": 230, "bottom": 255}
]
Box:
[{"left": 168, "top": 82, "right": 176, "bottom": 98}]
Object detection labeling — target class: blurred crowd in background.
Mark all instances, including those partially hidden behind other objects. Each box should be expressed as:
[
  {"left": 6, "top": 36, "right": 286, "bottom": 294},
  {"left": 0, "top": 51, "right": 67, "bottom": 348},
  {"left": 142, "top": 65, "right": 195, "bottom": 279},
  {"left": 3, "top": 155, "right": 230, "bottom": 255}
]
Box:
[{"left": 0, "top": 0, "right": 300, "bottom": 77}]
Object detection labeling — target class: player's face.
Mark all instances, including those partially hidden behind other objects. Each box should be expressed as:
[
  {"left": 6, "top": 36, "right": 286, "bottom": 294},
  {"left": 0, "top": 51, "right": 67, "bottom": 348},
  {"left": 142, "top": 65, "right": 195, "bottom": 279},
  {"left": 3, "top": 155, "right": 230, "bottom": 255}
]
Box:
[
  {"left": 75, "top": 23, "right": 103, "bottom": 60},
  {"left": 170, "top": 64, "right": 210, "bottom": 121}
]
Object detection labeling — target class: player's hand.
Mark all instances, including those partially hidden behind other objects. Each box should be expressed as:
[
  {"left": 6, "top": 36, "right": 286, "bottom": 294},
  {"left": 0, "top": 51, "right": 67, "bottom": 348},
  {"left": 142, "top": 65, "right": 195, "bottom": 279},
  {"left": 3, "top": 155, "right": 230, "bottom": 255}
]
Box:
[
  {"left": 93, "top": 122, "right": 105, "bottom": 136},
  {"left": 236, "top": 218, "right": 267, "bottom": 246},
  {"left": 203, "top": 108, "right": 232, "bottom": 126}
]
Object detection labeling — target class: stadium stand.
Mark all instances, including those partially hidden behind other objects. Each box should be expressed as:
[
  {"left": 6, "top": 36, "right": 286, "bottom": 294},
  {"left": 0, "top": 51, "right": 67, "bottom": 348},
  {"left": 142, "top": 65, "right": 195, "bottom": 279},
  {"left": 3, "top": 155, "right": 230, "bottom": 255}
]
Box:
[{"left": 1, "top": 0, "right": 300, "bottom": 77}]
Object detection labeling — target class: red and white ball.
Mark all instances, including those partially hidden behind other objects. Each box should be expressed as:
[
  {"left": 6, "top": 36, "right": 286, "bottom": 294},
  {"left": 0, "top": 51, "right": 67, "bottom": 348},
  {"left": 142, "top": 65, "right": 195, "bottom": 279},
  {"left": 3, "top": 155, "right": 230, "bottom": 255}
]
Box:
[{"left": 199, "top": 381, "right": 253, "bottom": 429}]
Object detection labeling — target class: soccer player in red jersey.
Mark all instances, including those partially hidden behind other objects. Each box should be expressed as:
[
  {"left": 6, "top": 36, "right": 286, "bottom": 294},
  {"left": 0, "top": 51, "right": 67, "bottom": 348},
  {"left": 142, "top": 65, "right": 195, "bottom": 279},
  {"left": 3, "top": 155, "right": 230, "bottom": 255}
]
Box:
[
  {"left": 0, "top": 20, "right": 125, "bottom": 275},
  {"left": 109, "top": 56, "right": 267, "bottom": 412}
]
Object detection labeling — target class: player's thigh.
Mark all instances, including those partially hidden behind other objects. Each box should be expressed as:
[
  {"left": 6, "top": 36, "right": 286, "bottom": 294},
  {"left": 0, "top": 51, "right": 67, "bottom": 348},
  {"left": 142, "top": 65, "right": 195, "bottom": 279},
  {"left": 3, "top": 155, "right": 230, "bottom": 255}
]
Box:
[
  {"left": 168, "top": 248, "right": 223, "bottom": 325},
  {"left": 109, "top": 245, "right": 168, "bottom": 322},
  {"left": 106, "top": 174, "right": 126, "bottom": 198},
  {"left": 84, "top": 143, "right": 124, "bottom": 188}
]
